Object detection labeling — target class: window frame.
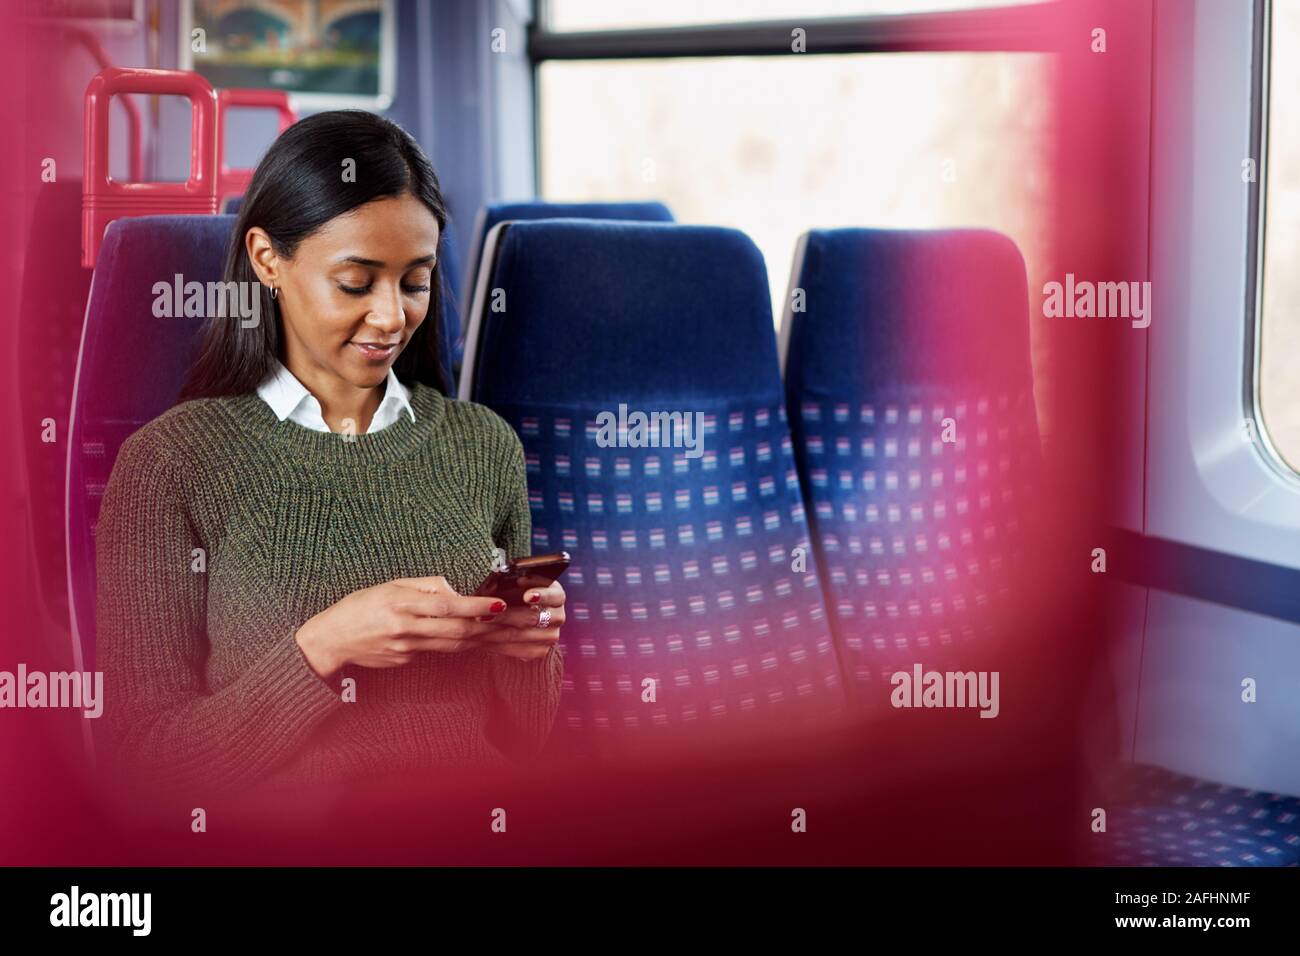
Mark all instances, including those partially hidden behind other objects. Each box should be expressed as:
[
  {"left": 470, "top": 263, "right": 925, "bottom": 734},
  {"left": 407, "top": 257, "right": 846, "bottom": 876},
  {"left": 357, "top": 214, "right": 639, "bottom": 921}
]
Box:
[
  {"left": 1141, "top": 0, "right": 1300, "bottom": 573},
  {"left": 1246, "top": 0, "right": 1300, "bottom": 484},
  {"left": 530, "top": 2, "right": 1061, "bottom": 56}
]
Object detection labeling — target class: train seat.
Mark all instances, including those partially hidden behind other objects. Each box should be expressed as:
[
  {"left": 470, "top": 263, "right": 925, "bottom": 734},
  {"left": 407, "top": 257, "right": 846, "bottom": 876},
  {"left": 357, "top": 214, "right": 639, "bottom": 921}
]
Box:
[
  {"left": 780, "top": 228, "right": 1043, "bottom": 709},
  {"left": 66, "top": 215, "right": 235, "bottom": 671},
  {"left": 459, "top": 218, "right": 851, "bottom": 760}
]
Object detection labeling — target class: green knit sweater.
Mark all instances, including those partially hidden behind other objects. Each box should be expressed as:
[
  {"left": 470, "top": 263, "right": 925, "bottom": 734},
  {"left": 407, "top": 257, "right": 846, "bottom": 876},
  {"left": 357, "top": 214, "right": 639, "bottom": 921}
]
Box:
[{"left": 93, "top": 380, "right": 563, "bottom": 798}]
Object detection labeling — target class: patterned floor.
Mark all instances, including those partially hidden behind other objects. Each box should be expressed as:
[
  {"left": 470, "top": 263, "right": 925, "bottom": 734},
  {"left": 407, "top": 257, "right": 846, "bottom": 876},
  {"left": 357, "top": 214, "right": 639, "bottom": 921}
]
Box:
[{"left": 1095, "top": 764, "right": 1300, "bottom": 867}]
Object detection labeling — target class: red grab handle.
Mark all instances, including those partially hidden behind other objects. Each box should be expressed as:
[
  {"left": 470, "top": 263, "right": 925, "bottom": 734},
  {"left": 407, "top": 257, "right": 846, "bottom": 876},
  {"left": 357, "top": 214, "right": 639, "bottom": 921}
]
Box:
[
  {"left": 217, "top": 89, "right": 297, "bottom": 207},
  {"left": 82, "top": 67, "right": 219, "bottom": 268}
]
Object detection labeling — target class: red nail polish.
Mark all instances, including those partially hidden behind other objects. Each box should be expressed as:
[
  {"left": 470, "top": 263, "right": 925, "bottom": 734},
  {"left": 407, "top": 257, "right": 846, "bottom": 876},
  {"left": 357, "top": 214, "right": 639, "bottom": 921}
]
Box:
[
  {"left": 490, "top": 600, "right": 506, "bottom": 613},
  {"left": 526, "top": 592, "right": 541, "bottom": 604}
]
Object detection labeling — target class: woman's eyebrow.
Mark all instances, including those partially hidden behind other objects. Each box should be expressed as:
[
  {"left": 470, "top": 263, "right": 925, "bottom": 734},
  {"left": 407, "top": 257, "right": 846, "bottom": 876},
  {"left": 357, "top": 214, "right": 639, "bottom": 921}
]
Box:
[{"left": 337, "top": 254, "right": 437, "bottom": 267}]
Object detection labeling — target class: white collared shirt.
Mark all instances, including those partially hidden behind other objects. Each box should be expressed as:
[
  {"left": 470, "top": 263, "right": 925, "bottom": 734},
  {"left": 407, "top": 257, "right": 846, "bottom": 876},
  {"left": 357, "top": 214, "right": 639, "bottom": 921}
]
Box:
[{"left": 256, "top": 356, "right": 415, "bottom": 434}]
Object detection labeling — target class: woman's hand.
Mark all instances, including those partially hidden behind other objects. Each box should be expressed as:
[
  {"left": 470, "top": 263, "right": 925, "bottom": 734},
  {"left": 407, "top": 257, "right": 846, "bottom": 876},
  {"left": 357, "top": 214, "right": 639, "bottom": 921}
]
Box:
[
  {"left": 293, "top": 575, "right": 508, "bottom": 679},
  {"left": 474, "top": 580, "right": 566, "bottom": 661}
]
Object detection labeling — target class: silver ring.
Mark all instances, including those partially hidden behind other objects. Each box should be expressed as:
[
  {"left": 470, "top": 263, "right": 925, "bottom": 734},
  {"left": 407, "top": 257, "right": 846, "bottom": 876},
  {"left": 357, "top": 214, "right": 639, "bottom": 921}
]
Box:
[{"left": 536, "top": 608, "right": 553, "bottom": 629}]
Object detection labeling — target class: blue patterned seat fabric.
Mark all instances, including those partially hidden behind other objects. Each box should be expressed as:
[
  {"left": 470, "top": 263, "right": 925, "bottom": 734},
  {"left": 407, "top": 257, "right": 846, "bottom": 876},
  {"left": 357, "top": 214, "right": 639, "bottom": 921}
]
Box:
[
  {"left": 466, "top": 219, "right": 849, "bottom": 758},
  {"left": 783, "top": 228, "right": 1042, "bottom": 707},
  {"left": 795, "top": 386, "right": 1039, "bottom": 695},
  {"left": 501, "top": 399, "right": 844, "bottom": 748},
  {"left": 1099, "top": 764, "right": 1300, "bottom": 866}
]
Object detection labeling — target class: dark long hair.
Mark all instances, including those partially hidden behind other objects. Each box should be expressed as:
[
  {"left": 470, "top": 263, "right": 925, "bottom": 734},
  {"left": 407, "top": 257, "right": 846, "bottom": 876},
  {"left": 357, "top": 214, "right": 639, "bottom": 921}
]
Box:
[{"left": 178, "top": 110, "right": 450, "bottom": 401}]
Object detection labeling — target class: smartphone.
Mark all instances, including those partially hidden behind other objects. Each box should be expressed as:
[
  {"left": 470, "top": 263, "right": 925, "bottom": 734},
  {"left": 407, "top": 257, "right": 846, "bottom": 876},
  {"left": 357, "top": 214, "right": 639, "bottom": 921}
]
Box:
[{"left": 473, "top": 551, "right": 571, "bottom": 605}]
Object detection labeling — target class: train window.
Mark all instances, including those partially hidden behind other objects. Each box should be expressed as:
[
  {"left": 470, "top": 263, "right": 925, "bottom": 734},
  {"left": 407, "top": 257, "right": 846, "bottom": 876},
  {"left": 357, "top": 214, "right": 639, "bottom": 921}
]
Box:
[
  {"left": 538, "top": 52, "right": 1054, "bottom": 326},
  {"left": 544, "top": 0, "right": 1042, "bottom": 32},
  {"left": 1259, "top": 0, "right": 1300, "bottom": 472}
]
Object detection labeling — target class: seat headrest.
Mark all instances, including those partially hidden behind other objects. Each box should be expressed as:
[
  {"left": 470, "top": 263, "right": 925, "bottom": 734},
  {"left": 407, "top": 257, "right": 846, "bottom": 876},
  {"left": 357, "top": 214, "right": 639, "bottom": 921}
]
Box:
[
  {"left": 80, "top": 215, "right": 237, "bottom": 416},
  {"left": 472, "top": 219, "right": 777, "bottom": 405},
  {"left": 485, "top": 200, "right": 674, "bottom": 225},
  {"left": 787, "top": 228, "right": 1031, "bottom": 393}
]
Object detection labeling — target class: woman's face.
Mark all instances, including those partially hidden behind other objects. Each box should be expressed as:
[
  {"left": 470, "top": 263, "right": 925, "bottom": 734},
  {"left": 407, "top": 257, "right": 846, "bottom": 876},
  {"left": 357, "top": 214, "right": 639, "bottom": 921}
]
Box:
[{"left": 247, "top": 191, "right": 440, "bottom": 389}]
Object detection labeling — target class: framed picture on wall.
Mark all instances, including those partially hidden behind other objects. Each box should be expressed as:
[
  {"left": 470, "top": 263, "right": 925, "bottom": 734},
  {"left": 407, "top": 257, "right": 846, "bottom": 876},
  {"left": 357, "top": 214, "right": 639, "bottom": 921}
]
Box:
[{"left": 179, "top": 0, "right": 395, "bottom": 109}]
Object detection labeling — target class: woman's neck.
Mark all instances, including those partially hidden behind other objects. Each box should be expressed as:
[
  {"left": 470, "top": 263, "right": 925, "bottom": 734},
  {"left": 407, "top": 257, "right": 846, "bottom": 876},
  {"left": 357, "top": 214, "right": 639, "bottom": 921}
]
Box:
[
  {"left": 282, "top": 354, "right": 385, "bottom": 435},
  {"left": 318, "top": 379, "right": 384, "bottom": 435}
]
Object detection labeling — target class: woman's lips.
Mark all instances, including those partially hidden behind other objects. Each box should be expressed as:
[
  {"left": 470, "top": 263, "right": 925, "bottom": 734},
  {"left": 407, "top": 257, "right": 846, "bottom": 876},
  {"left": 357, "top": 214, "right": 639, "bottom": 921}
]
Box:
[{"left": 350, "top": 341, "right": 397, "bottom": 361}]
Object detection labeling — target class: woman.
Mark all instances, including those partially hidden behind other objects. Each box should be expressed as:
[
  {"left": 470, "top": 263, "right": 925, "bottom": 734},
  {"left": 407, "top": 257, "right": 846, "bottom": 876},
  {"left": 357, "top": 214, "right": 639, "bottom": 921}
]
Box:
[{"left": 93, "top": 110, "right": 564, "bottom": 801}]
